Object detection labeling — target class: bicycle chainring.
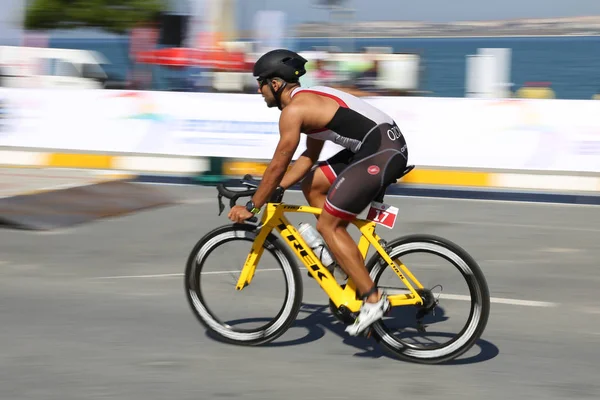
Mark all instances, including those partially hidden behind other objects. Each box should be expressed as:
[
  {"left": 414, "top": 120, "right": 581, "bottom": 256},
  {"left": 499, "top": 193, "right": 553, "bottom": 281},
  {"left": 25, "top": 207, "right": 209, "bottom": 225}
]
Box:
[{"left": 415, "top": 287, "right": 440, "bottom": 333}]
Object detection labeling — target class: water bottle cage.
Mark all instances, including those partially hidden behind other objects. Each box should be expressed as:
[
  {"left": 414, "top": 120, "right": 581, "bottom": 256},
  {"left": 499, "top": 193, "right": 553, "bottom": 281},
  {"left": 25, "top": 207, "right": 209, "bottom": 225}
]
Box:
[
  {"left": 298, "top": 223, "right": 334, "bottom": 268},
  {"left": 314, "top": 245, "right": 324, "bottom": 260},
  {"left": 314, "top": 244, "right": 333, "bottom": 266}
]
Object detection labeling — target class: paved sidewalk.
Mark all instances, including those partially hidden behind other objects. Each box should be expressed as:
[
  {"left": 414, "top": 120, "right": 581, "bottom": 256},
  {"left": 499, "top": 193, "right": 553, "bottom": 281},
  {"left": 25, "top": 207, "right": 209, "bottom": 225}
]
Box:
[
  {"left": 0, "top": 168, "right": 129, "bottom": 199},
  {"left": 0, "top": 168, "right": 176, "bottom": 230}
]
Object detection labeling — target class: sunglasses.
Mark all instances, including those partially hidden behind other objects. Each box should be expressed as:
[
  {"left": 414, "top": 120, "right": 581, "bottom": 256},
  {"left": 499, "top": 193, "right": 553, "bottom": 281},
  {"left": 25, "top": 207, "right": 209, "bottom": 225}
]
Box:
[{"left": 257, "top": 78, "right": 270, "bottom": 88}]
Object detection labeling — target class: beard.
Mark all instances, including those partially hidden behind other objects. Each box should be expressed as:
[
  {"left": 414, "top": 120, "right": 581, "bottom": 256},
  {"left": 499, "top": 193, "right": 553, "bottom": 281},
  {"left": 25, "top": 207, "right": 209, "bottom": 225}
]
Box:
[{"left": 265, "top": 97, "right": 277, "bottom": 108}]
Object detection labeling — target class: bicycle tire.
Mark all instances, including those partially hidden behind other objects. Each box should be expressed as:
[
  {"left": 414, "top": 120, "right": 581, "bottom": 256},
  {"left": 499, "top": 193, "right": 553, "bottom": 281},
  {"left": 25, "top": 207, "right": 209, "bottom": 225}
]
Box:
[
  {"left": 185, "top": 224, "right": 303, "bottom": 346},
  {"left": 366, "top": 234, "right": 490, "bottom": 364}
]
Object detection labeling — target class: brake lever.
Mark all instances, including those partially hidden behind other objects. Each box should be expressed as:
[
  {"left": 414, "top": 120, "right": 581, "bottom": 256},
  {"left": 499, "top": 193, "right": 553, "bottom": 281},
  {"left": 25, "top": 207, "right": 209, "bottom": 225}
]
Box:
[
  {"left": 241, "top": 176, "right": 259, "bottom": 189},
  {"left": 241, "top": 179, "right": 258, "bottom": 188},
  {"left": 217, "top": 194, "right": 225, "bottom": 216}
]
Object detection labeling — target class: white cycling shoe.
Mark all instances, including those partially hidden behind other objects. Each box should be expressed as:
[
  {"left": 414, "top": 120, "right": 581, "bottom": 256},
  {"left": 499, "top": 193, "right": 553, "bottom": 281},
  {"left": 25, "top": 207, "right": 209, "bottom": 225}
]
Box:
[{"left": 345, "top": 292, "right": 390, "bottom": 336}]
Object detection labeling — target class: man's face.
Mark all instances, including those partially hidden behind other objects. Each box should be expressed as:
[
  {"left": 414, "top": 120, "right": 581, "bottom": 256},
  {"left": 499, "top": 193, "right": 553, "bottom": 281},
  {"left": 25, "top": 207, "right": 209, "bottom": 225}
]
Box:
[{"left": 257, "top": 78, "right": 279, "bottom": 108}]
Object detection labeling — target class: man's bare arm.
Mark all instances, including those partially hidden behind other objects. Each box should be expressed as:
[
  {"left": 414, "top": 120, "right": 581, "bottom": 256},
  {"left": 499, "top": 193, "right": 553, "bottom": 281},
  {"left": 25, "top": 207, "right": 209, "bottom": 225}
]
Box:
[
  {"left": 251, "top": 106, "right": 302, "bottom": 208},
  {"left": 279, "top": 136, "right": 324, "bottom": 190}
]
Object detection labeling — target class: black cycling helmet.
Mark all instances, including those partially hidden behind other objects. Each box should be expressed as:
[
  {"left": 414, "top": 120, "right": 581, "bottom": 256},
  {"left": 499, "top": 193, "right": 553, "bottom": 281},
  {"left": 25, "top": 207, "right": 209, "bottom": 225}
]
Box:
[
  {"left": 253, "top": 49, "right": 307, "bottom": 110},
  {"left": 253, "top": 49, "right": 307, "bottom": 83}
]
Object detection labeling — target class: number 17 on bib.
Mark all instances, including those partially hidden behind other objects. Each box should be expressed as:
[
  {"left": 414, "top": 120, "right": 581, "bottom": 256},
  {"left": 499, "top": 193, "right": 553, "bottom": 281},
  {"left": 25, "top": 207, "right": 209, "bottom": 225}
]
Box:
[{"left": 366, "top": 201, "right": 399, "bottom": 229}]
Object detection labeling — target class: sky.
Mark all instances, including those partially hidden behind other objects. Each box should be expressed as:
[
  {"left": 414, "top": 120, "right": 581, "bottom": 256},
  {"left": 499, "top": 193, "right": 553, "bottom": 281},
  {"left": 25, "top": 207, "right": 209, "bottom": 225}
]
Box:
[{"left": 3, "top": 0, "right": 600, "bottom": 42}]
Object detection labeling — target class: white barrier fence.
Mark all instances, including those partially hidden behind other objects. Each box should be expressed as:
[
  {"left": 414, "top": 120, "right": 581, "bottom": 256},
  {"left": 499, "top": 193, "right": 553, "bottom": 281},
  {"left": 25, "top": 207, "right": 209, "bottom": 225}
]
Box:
[{"left": 1, "top": 88, "right": 600, "bottom": 173}]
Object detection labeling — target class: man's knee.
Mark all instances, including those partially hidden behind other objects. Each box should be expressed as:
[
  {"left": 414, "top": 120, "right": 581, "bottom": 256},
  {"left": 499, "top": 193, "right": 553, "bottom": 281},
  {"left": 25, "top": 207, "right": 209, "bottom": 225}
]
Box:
[
  {"left": 316, "top": 212, "right": 348, "bottom": 239},
  {"left": 316, "top": 215, "right": 333, "bottom": 239}
]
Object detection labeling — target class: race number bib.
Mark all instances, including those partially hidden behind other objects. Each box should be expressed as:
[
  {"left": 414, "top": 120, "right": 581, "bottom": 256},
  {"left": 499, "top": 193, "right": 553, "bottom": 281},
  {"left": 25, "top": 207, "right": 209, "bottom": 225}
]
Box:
[{"left": 366, "top": 201, "right": 398, "bottom": 229}]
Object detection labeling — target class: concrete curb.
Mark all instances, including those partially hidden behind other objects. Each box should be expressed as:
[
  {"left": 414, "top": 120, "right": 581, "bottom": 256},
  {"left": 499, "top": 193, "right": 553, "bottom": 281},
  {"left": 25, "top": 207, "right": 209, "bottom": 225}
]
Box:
[
  {"left": 2, "top": 149, "right": 600, "bottom": 201},
  {"left": 0, "top": 149, "right": 209, "bottom": 175}
]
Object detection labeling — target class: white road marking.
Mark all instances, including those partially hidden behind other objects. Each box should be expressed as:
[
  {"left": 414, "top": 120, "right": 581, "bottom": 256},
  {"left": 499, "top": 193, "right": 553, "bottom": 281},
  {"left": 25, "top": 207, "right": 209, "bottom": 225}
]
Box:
[
  {"left": 382, "top": 288, "right": 557, "bottom": 308},
  {"left": 91, "top": 268, "right": 281, "bottom": 280},
  {"left": 91, "top": 273, "right": 184, "bottom": 279},
  {"left": 439, "top": 293, "right": 557, "bottom": 308},
  {"left": 90, "top": 269, "right": 558, "bottom": 308},
  {"left": 582, "top": 306, "right": 600, "bottom": 315},
  {"left": 456, "top": 221, "right": 600, "bottom": 233},
  {"left": 540, "top": 247, "right": 581, "bottom": 253},
  {"left": 176, "top": 198, "right": 215, "bottom": 205}
]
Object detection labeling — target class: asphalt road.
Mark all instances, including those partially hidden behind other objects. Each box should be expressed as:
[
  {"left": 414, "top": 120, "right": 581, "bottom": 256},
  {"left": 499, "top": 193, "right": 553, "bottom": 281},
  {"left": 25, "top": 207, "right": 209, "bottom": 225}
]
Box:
[{"left": 1, "top": 184, "right": 600, "bottom": 400}]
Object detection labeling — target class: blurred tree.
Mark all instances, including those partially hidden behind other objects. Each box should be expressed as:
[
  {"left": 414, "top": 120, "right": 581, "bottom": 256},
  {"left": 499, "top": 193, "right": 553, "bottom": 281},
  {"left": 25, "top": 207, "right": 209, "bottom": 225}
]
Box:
[{"left": 24, "top": 0, "right": 168, "bottom": 35}]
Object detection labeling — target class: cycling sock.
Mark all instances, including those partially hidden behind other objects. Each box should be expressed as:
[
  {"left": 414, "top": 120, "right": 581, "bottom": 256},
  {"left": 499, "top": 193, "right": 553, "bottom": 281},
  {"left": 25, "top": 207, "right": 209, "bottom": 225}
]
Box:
[{"left": 361, "top": 284, "right": 379, "bottom": 301}]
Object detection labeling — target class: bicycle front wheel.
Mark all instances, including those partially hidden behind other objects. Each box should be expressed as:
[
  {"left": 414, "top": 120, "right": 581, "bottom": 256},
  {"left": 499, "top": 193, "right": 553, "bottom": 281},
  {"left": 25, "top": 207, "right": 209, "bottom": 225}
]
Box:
[
  {"left": 367, "top": 234, "right": 490, "bottom": 364},
  {"left": 185, "top": 224, "right": 303, "bottom": 346}
]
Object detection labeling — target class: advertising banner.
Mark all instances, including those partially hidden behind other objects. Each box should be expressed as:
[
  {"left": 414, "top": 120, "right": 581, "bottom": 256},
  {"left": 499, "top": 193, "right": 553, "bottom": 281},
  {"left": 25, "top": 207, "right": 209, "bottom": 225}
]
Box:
[
  {"left": 2, "top": 88, "right": 600, "bottom": 173},
  {"left": 0, "top": 89, "right": 344, "bottom": 160},
  {"left": 370, "top": 96, "right": 600, "bottom": 173}
]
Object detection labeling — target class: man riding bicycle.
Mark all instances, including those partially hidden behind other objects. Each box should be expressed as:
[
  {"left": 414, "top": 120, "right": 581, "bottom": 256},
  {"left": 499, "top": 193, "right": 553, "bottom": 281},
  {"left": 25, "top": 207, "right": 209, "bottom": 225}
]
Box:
[{"left": 227, "top": 49, "right": 409, "bottom": 336}]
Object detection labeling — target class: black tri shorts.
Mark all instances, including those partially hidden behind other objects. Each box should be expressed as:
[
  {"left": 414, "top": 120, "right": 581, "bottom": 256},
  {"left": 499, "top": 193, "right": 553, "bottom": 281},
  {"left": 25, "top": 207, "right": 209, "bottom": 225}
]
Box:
[{"left": 317, "top": 122, "right": 408, "bottom": 220}]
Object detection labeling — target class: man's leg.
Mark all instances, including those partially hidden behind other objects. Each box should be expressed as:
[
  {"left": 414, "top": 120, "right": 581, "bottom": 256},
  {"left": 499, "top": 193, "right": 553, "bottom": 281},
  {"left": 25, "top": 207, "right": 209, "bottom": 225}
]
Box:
[
  {"left": 299, "top": 156, "right": 379, "bottom": 295},
  {"left": 315, "top": 211, "right": 380, "bottom": 303},
  {"left": 313, "top": 148, "right": 405, "bottom": 335},
  {"left": 316, "top": 209, "right": 389, "bottom": 336},
  {"left": 300, "top": 167, "right": 331, "bottom": 213},
  {"left": 299, "top": 150, "right": 352, "bottom": 213},
  {"left": 300, "top": 166, "right": 352, "bottom": 280}
]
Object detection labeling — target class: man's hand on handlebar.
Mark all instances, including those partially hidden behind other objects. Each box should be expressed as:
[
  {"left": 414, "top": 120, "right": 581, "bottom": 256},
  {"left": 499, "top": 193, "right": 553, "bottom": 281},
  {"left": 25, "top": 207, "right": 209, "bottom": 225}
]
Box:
[
  {"left": 228, "top": 205, "right": 255, "bottom": 224},
  {"left": 217, "top": 175, "right": 285, "bottom": 224}
]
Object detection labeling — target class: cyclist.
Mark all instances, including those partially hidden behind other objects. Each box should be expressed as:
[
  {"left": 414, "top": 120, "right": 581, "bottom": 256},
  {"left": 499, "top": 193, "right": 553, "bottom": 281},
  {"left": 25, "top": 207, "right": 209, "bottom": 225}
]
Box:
[{"left": 227, "top": 49, "right": 409, "bottom": 336}]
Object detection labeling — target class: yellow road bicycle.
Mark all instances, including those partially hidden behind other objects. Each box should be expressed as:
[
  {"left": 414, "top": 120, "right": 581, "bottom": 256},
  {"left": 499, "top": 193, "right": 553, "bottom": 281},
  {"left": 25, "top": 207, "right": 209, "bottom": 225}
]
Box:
[{"left": 185, "top": 170, "right": 490, "bottom": 364}]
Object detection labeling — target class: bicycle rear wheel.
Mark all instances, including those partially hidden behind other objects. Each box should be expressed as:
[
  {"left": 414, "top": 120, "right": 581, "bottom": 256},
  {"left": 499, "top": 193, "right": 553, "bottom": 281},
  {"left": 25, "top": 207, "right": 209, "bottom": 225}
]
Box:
[
  {"left": 367, "top": 234, "right": 490, "bottom": 364},
  {"left": 185, "top": 224, "right": 303, "bottom": 346}
]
